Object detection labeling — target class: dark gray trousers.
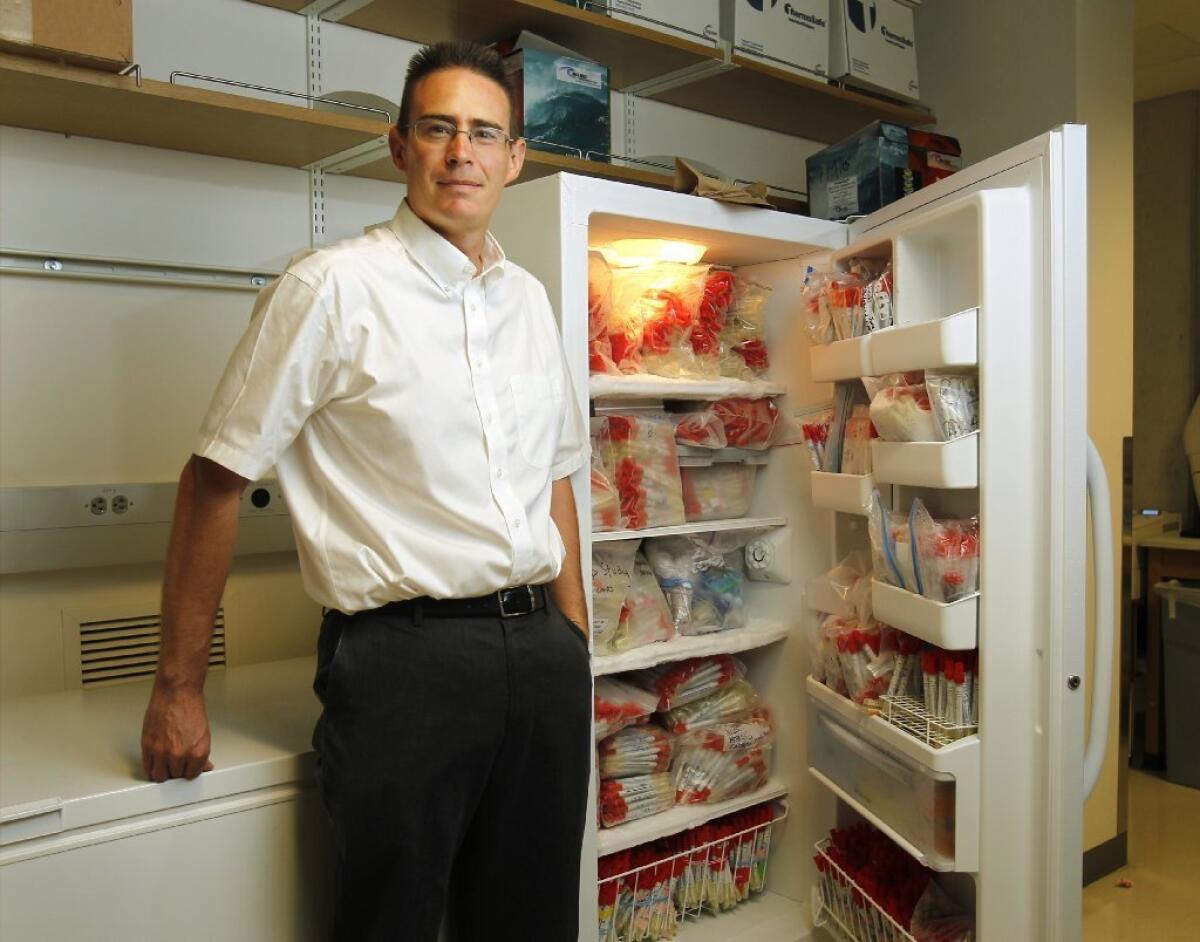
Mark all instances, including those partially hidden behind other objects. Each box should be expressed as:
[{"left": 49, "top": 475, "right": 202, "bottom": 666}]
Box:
[{"left": 312, "top": 597, "right": 592, "bottom": 941}]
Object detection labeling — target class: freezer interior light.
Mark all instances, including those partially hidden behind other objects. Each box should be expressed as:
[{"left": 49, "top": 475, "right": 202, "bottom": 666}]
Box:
[{"left": 599, "top": 238, "right": 709, "bottom": 267}]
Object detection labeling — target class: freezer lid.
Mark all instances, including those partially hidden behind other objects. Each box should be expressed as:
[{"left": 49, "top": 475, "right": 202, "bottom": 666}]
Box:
[
  {"left": 0, "top": 656, "right": 320, "bottom": 857},
  {"left": 843, "top": 126, "right": 1089, "bottom": 940}
]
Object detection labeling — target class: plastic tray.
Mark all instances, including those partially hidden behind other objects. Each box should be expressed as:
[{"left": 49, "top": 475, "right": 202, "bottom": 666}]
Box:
[
  {"left": 809, "top": 471, "right": 875, "bottom": 515},
  {"left": 868, "top": 308, "right": 978, "bottom": 375},
  {"left": 871, "top": 580, "right": 979, "bottom": 650},
  {"left": 871, "top": 432, "right": 979, "bottom": 489}
]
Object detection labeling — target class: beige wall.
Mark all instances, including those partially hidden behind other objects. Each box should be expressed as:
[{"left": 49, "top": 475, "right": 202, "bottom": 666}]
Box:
[
  {"left": 917, "top": 0, "right": 1134, "bottom": 853},
  {"left": 1133, "top": 92, "right": 1200, "bottom": 531}
]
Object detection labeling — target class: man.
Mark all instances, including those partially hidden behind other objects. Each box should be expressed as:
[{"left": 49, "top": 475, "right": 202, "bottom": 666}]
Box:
[{"left": 140, "top": 40, "right": 592, "bottom": 941}]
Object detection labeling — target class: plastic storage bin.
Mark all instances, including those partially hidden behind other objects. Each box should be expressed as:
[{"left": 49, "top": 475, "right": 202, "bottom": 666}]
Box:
[
  {"left": 680, "top": 464, "right": 757, "bottom": 522},
  {"left": 1157, "top": 580, "right": 1200, "bottom": 789},
  {"left": 808, "top": 708, "right": 957, "bottom": 870}
]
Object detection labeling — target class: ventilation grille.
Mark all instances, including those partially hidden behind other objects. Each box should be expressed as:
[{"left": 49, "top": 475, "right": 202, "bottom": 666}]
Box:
[{"left": 72, "top": 608, "right": 226, "bottom": 688}]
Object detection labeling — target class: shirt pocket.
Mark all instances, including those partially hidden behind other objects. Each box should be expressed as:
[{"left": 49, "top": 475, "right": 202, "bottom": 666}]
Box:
[{"left": 509, "top": 373, "right": 563, "bottom": 469}]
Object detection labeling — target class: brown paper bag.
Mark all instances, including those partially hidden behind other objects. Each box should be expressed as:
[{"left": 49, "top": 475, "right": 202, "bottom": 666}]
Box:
[{"left": 673, "top": 158, "right": 773, "bottom": 207}]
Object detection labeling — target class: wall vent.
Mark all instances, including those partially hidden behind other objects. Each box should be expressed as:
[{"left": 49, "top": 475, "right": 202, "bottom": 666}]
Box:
[{"left": 62, "top": 606, "right": 226, "bottom": 689}]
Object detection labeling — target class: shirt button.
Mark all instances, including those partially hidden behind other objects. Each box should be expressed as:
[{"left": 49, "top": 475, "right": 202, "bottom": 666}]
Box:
[
  {"left": 513, "top": 520, "right": 522, "bottom": 530},
  {"left": 496, "top": 469, "right": 504, "bottom": 479}
]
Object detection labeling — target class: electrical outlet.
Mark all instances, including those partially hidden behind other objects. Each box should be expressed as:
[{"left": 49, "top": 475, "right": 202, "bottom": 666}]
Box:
[
  {"left": 112, "top": 495, "right": 130, "bottom": 514},
  {"left": 88, "top": 496, "right": 108, "bottom": 516}
]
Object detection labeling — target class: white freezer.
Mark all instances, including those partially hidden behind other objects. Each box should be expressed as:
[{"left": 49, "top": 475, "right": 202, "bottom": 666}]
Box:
[{"left": 491, "top": 123, "right": 1102, "bottom": 942}]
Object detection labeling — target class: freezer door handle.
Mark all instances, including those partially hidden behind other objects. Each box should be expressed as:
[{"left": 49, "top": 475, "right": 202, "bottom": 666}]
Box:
[{"left": 1082, "top": 437, "right": 1115, "bottom": 801}]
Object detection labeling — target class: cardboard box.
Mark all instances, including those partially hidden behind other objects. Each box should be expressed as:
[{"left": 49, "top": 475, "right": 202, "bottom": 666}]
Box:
[
  {"left": 828, "top": 0, "right": 919, "bottom": 101},
  {"left": 0, "top": 0, "right": 132, "bottom": 71},
  {"left": 497, "top": 31, "right": 611, "bottom": 163},
  {"left": 805, "top": 120, "right": 960, "bottom": 220},
  {"left": 721, "top": 0, "right": 829, "bottom": 81},
  {"left": 607, "top": 0, "right": 720, "bottom": 45}
]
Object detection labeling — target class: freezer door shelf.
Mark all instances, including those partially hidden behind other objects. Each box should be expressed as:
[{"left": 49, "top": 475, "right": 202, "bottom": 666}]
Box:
[
  {"left": 871, "top": 580, "right": 979, "bottom": 650},
  {"left": 806, "top": 698, "right": 980, "bottom": 873},
  {"left": 809, "top": 471, "right": 875, "bottom": 515},
  {"left": 871, "top": 432, "right": 979, "bottom": 489},
  {"left": 807, "top": 307, "right": 979, "bottom": 383}
]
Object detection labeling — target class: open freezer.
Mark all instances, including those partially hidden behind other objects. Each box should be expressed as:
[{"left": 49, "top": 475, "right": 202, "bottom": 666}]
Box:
[{"left": 491, "top": 124, "right": 1100, "bottom": 942}]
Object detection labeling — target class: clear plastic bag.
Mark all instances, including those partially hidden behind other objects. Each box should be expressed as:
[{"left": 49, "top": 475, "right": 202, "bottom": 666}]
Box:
[
  {"left": 719, "top": 278, "right": 772, "bottom": 379},
  {"left": 868, "top": 490, "right": 917, "bottom": 591},
  {"left": 861, "top": 263, "right": 894, "bottom": 332},
  {"left": 869, "top": 383, "right": 939, "bottom": 442},
  {"left": 643, "top": 533, "right": 750, "bottom": 635},
  {"left": 594, "top": 676, "right": 660, "bottom": 741},
  {"left": 680, "top": 464, "right": 757, "bottom": 522},
  {"left": 661, "top": 678, "right": 760, "bottom": 735},
  {"left": 910, "top": 499, "right": 980, "bottom": 603},
  {"left": 810, "top": 551, "right": 872, "bottom": 620},
  {"left": 840, "top": 404, "right": 876, "bottom": 475},
  {"left": 608, "top": 552, "right": 676, "bottom": 654},
  {"left": 711, "top": 398, "right": 779, "bottom": 451},
  {"left": 926, "top": 370, "right": 979, "bottom": 441},
  {"left": 598, "top": 724, "right": 674, "bottom": 780},
  {"left": 631, "top": 654, "right": 745, "bottom": 712},
  {"left": 588, "top": 251, "right": 619, "bottom": 375},
  {"left": 591, "top": 452, "right": 621, "bottom": 532},
  {"left": 802, "top": 267, "right": 836, "bottom": 346},
  {"left": 599, "top": 414, "right": 686, "bottom": 530},
  {"left": 861, "top": 370, "right": 924, "bottom": 401},
  {"left": 828, "top": 273, "right": 866, "bottom": 341},
  {"left": 801, "top": 407, "right": 833, "bottom": 471},
  {"left": 673, "top": 409, "right": 727, "bottom": 450},
  {"left": 610, "top": 262, "right": 711, "bottom": 379},
  {"left": 599, "top": 772, "right": 675, "bottom": 828},
  {"left": 692, "top": 269, "right": 736, "bottom": 376},
  {"left": 672, "top": 709, "right": 774, "bottom": 804},
  {"left": 590, "top": 539, "right": 640, "bottom": 653}
]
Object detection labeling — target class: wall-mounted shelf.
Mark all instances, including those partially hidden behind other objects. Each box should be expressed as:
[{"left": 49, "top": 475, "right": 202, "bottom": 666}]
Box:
[{"left": 248, "top": 0, "right": 935, "bottom": 145}]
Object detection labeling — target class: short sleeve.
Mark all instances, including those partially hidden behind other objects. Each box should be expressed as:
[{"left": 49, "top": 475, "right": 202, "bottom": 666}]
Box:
[
  {"left": 544, "top": 288, "right": 588, "bottom": 481},
  {"left": 195, "top": 273, "right": 341, "bottom": 481}
]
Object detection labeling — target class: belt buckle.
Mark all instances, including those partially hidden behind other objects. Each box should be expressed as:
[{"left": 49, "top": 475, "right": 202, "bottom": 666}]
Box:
[{"left": 498, "top": 585, "right": 535, "bottom": 618}]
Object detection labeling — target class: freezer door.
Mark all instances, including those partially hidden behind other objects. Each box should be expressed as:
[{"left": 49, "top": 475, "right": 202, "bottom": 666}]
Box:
[{"left": 846, "top": 127, "right": 1089, "bottom": 941}]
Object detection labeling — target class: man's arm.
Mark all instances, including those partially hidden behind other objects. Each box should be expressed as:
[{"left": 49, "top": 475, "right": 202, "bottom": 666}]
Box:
[
  {"left": 547, "top": 475, "right": 588, "bottom": 637},
  {"left": 140, "top": 455, "right": 248, "bottom": 782}
]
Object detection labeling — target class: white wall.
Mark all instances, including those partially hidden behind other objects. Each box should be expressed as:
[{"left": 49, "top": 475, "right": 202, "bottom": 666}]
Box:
[{"left": 917, "top": 0, "right": 1134, "bottom": 857}]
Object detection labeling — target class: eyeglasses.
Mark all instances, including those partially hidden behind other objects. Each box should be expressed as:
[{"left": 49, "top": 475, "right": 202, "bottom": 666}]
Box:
[{"left": 404, "top": 118, "right": 514, "bottom": 149}]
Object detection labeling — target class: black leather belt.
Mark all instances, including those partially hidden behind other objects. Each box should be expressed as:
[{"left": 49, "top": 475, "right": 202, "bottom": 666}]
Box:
[{"left": 383, "top": 584, "right": 547, "bottom": 619}]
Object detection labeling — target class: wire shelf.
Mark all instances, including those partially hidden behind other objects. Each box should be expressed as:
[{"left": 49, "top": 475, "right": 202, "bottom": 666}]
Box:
[
  {"left": 597, "top": 803, "right": 787, "bottom": 941},
  {"left": 812, "top": 838, "right": 918, "bottom": 942},
  {"left": 879, "top": 693, "right": 977, "bottom": 749}
]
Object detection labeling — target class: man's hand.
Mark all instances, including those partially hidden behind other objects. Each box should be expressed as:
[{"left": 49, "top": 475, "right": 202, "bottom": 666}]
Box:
[{"left": 141, "top": 681, "right": 214, "bottom": 782}]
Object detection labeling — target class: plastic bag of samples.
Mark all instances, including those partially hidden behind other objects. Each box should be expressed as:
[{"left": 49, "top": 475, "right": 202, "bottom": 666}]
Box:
[
  {"left": 680, "top": 464, "right": 757, "bottom": 522},
  {"left": 631, "top": 654, "right": 746, "bottom": 712},
  {"left": 661, "top": 677, "right": 761, "bottom": 735},
  {"left": 711, "top": 397, "right": 779, "bottom": 451},
  {"left": 643, "top": 532, "right": 750, "bottom": 635},
  {"left": 861, "top": 370, "right": 925, "bottom": 401},
  {"left": 691, "top": 269, "right": 736, "bottom": 377},
  {"left": 910, "top": 499, "right": 980, "bottom": 603},
  {"left": 598, "top": 723, "right": 674, "bottom": 781},
  {"left": 599, "top": 415, "right": 686, "bottom": 530},
  {"left": 591, "top": 540, "right": 640, "bottom": 653},
  {"left": 599, "top": 772, "right": 675, "bottom": 828},
  {"left": 672, "top": 708, "right": 774, "bottom": 804},
  {"left": 868, "top": 490, "right": 918, "bottom": 591},
  {"left": 801, "top": 407, "right": 833, "bottom": 471},
  {"left": 606, "top": 552, "right": 676, "bottom": 654},
  {"left": 802, "top": 267, "right": 837, "bottom": 346},
  {"left": 870, "top": 383, "right": 940, "bottom": 442},
  {"left": 672, "top": 409, "right": 728, "bottom": 450},
  {"left": 840, "top": 404, "right": 877, "bottom": 475},
  {"left": 594, "top": 676, "right": 661, "bottom": 741},
  {"left": 609, "top": 262, "right": 711, "bottom": 379},
  {"left": 828, "top": 272, "right": 867, "bottom": 341},
  {"left": 861, "top": 263, "right": 894, "bottom": 332},
  {"left": 719, "top": 278, "right": 772, "bottom": 379},
  {"left": 591, "top": 453, "right": 621, "bottom": 533},
  {"left": 925, "top": 370, "right": 979, "bottom": 441},
  {"left": 810, "top": 551, "right": 873, "bottom": 621},
  {"left": 588, "top": 251, "right": 619, "bottom": 374}
]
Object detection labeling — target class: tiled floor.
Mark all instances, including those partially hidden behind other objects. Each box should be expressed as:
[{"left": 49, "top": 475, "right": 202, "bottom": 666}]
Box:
[{"left": 1082, "top": 770, "right": 1200, "bottom": 940}]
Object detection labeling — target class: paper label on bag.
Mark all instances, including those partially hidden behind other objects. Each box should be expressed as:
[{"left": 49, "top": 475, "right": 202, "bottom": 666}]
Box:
[{"left": 828, "top": 177, "right": 858, "bottom": 218}]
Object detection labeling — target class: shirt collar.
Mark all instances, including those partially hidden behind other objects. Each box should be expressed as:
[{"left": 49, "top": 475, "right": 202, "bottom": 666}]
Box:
[{"left": 388, "top": 200, "right": 506, "bottom": 292}]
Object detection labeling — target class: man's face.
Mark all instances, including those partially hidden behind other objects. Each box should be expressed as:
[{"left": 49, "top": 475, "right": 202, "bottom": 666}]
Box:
[{"left": 389, "top": 67, "right": 525, "bottom": 243}]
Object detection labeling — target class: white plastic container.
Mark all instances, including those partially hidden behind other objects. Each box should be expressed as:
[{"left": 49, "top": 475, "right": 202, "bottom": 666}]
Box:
[
  {"left": 871, "top": 579, "right": 978, "bottom": 649},
  {"left": 680, "top": 463, "right": 757, "bottom": 521},
  {"left": 871, "top": 431, "right": 979, "bottom": 488}
]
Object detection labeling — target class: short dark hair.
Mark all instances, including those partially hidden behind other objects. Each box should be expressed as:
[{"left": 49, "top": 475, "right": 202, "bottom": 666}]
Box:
[{"left": 398, "top": 40, "right": 514, "bottom": 132}]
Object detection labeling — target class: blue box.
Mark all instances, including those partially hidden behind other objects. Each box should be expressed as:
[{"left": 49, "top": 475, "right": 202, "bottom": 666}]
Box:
[
  {"left": 806, "top": 121, "right": 913, "bottom": 221},
  {"left": 498, "top": 32, "right": 611, "bottom": 163}
]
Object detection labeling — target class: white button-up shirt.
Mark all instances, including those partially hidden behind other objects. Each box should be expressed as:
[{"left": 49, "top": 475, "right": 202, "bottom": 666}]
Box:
[{"left": 196, "top": 201, "right": 587, "bottom": 613}]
